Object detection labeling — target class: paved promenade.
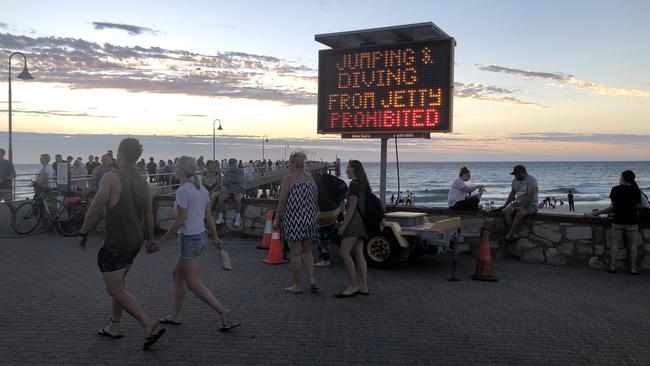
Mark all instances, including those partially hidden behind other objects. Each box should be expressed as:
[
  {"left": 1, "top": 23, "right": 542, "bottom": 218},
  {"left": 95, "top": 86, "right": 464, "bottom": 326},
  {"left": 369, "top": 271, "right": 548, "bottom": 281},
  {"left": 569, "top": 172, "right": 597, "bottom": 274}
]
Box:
[{"left": 1, "top": 229, "right": 649, "bottom": 365}]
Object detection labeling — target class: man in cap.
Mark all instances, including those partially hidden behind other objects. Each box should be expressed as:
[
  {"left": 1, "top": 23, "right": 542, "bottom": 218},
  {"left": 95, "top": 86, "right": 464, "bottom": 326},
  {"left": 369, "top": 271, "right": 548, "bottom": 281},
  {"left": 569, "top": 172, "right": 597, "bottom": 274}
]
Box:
[{"left": 497, "top": 165, "right": 539, "bottom": 243}]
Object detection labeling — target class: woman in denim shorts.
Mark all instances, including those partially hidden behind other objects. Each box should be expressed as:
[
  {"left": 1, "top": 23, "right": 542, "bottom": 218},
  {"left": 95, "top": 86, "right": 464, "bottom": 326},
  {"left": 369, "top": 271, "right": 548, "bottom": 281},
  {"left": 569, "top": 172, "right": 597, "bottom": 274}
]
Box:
[
  {"left": 157, "top": 156, "right": 241, "bottom": 331},
  {"left": 591, "top": 170, "right": 642, "bottom": 274}
]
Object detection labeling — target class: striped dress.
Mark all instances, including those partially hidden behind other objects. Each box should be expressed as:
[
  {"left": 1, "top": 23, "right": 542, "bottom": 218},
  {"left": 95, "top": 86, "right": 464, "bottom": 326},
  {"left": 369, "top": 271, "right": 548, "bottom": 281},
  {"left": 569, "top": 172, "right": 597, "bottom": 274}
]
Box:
[{"left": 283, "top": 181, "right": 317, "bottom": 242}]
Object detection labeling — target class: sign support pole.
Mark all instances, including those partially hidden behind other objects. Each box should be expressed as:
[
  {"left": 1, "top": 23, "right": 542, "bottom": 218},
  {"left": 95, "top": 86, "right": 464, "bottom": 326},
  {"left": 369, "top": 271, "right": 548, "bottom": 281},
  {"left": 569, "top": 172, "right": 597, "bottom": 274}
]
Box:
[{"left": 380, "top": 137, "right": 388, "bottom": 207}]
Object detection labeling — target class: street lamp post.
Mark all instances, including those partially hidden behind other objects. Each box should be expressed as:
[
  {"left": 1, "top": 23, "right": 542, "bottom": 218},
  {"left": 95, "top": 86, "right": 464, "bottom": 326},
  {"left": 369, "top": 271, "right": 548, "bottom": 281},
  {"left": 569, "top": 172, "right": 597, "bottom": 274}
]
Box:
[
  {"left": 8, "top": 52, "right": 34, "bottom": 163},
  {"left": 284, "top": 144, "right": 290, "bottom": 161},
  {"left": 262, "top": 135, "right": 269, "bottom": 161},
  {"left": 212, "top": 118, "right": 222, "bottom": 161}
]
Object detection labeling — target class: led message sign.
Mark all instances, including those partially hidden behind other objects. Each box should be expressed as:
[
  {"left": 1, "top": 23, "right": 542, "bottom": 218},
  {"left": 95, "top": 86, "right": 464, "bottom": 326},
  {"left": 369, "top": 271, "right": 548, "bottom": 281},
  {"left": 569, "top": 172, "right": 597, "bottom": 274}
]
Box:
[{"left": 317, "top": 38, "right": 453, "bottom": 135}]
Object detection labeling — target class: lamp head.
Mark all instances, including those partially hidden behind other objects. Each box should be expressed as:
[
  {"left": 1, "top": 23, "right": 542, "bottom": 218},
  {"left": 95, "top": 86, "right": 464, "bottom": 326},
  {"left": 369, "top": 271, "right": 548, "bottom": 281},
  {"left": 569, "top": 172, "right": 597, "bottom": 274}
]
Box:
[
  {"left": 217, "top": 122, "right": 223, "bottom": 131},
  {"left": 17, "top": 67, "right": 34, "bottom": 80}
]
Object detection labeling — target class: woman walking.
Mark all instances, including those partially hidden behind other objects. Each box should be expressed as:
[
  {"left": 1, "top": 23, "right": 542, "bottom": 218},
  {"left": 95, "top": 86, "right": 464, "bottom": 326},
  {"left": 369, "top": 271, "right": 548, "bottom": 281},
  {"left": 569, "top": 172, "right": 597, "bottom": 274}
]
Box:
[
  {"left": 336, "top": 160, "right": 369, "bottom": 298},
  {"left": 157, "top": 156, "right": 240, "bottom": 331},
  {"left": 274, "top": 151, "right": 319, "bottom": 294},
  {"left": 591, "top": 170, "right": 642, "bottom": 274}
]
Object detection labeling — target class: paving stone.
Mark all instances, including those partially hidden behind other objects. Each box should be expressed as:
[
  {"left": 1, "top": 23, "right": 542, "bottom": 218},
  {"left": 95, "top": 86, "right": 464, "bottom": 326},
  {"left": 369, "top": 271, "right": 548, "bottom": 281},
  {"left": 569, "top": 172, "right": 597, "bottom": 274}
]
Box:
[{"left": 2, "top": 233, "right": 650, "bottom": 365}]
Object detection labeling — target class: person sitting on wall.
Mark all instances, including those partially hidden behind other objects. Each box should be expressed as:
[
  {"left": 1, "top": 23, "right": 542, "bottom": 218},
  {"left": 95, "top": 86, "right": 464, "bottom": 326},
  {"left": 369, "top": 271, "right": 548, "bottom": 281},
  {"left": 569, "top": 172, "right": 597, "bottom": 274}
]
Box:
[
  {"left": 215, "top": 158, "right": 245, "bottom": 227},
  {"left": 448, "top": 167, "right": 485, "bottom": 210},
  {"left": 496, "top": 165, "right": 539, "bottom": 243}
]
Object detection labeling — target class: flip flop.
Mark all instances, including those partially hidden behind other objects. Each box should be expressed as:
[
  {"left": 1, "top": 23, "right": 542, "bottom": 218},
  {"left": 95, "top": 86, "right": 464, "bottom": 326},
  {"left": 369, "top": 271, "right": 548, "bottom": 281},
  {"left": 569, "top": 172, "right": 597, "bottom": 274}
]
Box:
[
  {"left": 284, "top": 286, "right": 303, "bottom": 294},
  {"left": 310, "top": 284, "right": 320, "bottom": 293},
  {"left": 219, "top": 320, "right": 242, "bottom": 332},
  {"left": 334, "top": 291, "right": 357, "bottom": 298},
  {"left": 97, "top": 327, "right": 123, "bottom": 339},
  {"left": 159, "top": 317, "right": 181, "bottom": 325},
  {"left": 143, "top": 327, "right": 166, "bottom": 350}
]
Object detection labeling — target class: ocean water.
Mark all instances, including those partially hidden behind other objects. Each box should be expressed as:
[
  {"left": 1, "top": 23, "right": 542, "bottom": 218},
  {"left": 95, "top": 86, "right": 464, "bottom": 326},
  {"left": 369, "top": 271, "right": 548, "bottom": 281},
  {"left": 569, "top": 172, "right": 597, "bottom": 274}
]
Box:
[
  {"left": 357, "top": 161, "right": 650, "bottom": 208},
  {"left": 13, "top": 161, "right": 650, "bottom": 208}
]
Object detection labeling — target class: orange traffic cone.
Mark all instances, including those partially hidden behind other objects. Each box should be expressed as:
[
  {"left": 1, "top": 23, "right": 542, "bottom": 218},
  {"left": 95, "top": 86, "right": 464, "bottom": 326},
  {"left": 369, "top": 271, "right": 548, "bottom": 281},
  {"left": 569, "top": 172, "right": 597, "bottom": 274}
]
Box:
[
  {"left": 257, "top": 210, "right": 274, "bottom": 249},
  {"left": 262, "top": 227, "right": 288, "bottom": 265},
  {"left": 471, "top": 230, "right": 498, "bottom": 282}
]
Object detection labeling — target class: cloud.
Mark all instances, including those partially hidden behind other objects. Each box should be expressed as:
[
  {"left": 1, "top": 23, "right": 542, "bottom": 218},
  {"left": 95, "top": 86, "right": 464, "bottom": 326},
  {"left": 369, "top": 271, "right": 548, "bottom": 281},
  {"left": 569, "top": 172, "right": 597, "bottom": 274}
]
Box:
[
  {"left": 505, "top": 132, "right": 650, "bottom": 144},
  {"left": 0, "top": 108, "right": 115, "bottom": 118},
  {"left": 479, "top": 64, "right": 650, "bottom": 97},
  {"left": 178, "top": 114, "right": 209, "bottom": 118},
  {"left": 92, "top": 22, "right": 159, "bottom": 36},
  {"left": 454, "top": 82, "right": 547, "bottom": 108},
  {"left": 0, "top": 22, "right": 8, "bottom": 29},
  {"left": 0, "top": 32, "right": 317, "bottom": 105}
]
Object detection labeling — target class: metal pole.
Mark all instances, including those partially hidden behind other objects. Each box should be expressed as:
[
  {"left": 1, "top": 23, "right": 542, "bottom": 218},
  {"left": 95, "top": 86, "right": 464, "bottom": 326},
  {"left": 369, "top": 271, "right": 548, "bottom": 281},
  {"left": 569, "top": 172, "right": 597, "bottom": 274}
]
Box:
[
  {"left": 380, "top": 137, "right": 387, "bottom": 207},
  {"left": 262, "top": 139, "right": 265, "bottom": 161},
  {"left": 8, "top": 55, "right": 13, "bottom": 163},
  {"left": 212, "top": 121, "right": 215, "bottom": 161}
]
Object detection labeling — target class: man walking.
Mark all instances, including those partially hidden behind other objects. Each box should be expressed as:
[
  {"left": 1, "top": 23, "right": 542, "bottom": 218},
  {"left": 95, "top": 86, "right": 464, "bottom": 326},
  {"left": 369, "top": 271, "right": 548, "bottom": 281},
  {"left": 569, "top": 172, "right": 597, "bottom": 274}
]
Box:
[
  {"left": 498, "top": 165, "right": 539, "bottom": 243},
  {"left": 0, "top": 148, "right": 16, "bottom": 217},
  {"left": 79, "top": 138, "right": 165, "bottom": 350},
  {"left": 567, "top": 190, "right": 575, "bottom": 212}
]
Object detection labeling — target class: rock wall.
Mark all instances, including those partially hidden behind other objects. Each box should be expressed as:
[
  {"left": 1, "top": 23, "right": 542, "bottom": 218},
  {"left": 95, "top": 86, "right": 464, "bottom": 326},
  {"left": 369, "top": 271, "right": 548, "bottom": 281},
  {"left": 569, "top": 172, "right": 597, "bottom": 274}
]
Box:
[
  {"left": 155, "top": 197, "right": 277, "bottom": 238},
  {"left": 390, "top": 207, "right": 650, "bottom": 270}
]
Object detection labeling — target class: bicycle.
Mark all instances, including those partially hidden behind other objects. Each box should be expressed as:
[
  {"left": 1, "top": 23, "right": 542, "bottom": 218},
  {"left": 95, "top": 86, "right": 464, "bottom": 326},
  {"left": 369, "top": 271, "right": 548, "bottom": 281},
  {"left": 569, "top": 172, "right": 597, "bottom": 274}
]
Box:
[{"left": 12, "top": 181, "right": 88, "bottom": 236}]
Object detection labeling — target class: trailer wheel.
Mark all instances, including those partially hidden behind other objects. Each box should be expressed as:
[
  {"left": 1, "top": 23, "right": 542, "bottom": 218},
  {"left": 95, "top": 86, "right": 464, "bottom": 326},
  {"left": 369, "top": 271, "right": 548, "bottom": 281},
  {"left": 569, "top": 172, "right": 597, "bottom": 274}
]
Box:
[{"left": 364, "top": 230, "right": 399, "bottom": 268}]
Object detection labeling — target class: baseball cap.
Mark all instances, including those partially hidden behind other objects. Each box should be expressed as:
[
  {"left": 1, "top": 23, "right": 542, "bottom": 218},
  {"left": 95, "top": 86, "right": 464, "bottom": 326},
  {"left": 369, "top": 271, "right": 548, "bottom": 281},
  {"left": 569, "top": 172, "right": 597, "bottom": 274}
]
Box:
[{"left": 510, "top": 165, "right": 526, "bottom": 175}]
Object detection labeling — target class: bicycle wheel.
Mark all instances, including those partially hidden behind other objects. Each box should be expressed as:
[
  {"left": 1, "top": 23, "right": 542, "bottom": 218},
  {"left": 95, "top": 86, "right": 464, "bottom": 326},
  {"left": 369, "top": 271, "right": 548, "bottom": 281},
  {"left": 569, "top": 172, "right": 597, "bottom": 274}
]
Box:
[
  {"left": 57, "top": 204, "right": 87, "bottom": 237},
  {"left": 12, "top": 201, "right": 42, "bottom": 235}
]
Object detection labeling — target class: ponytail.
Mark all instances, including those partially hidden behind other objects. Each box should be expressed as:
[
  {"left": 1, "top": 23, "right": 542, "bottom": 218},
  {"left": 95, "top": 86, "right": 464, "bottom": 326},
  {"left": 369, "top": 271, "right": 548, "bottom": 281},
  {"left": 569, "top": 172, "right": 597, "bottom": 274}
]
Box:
[{"left": 193, "top": 174, "right": 201, "bottom": 190}]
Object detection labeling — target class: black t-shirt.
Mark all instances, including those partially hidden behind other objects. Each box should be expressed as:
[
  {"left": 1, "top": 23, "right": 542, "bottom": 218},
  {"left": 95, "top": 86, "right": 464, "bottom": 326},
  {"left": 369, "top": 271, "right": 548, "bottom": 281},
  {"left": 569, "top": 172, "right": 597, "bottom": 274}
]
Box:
[
  {"left": 147, "top": 162, "right": 157, "bottom": 174},
  {"left": 609, "top": 185, "right": 641, "bottom": 225},
  {"left": 347, "top": 180, "right": 367, "bottom": 214}
]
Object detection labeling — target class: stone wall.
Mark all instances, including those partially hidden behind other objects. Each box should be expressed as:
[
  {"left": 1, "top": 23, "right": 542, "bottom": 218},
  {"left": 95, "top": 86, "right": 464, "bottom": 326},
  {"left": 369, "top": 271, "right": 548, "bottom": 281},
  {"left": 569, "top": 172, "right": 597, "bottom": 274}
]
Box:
[
  {"left": 154, "top": 197, "right": 278, "bottom": 238},
  {"left": 389, "top": 207, "right": 650, "bottom": 270}
]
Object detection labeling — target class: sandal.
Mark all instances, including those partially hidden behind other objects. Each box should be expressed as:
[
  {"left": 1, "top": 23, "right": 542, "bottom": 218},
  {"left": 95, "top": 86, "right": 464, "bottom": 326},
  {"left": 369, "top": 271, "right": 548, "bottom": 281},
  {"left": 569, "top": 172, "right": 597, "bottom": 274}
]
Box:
[
  {"left": 219, "top": 320, "right": 242, "bottom": 332},
  {"left": 97, "top": 326, "right": 123, "bottom": 339},
  {"left": 607, "top": 268, "right": 616, "bottom": 274},
  {"left": 630, "top": 269, "right": 640, "bottom": 275},
  {"left": 334, "top": 291, "right": 357, "bottom": 298},
  {"left": 143, "top": 324, "right": 166, "bottom": 351},
  {"left": 310, "top": 283, "right": 319, "bottom": 293},
  {"left": 284, "top": 286, "right": 303, "bottom": 294},
  {"left": 159, "top": 316, "right": 181, "bottom": 325}
]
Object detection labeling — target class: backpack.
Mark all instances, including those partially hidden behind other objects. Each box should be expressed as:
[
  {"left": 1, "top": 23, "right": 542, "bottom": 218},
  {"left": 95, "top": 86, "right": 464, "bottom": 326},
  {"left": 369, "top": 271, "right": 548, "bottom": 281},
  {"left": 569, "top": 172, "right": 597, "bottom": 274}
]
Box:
[
  {"left": 314, "top": 174, "right": 348, "bottom": 211},
  {"left": 357, "top": 185, "right": 385, "bottom": 235}
]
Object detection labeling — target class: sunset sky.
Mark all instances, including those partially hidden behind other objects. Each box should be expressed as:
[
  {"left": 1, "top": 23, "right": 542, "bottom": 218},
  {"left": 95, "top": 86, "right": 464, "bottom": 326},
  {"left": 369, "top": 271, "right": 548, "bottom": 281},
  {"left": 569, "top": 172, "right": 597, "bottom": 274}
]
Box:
[{"left": 2, "top": 0, "right": 650, "bottom": 163}]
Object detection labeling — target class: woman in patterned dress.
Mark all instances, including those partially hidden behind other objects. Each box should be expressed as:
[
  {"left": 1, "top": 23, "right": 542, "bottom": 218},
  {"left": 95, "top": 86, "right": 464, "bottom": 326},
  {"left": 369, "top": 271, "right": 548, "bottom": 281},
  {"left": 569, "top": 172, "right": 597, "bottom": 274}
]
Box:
[
  {"left": 335, "top": 160, "right": 369, "bottom": 298},
  {"left": 274, "top": 151, "right": 319, "bottom": 294}
]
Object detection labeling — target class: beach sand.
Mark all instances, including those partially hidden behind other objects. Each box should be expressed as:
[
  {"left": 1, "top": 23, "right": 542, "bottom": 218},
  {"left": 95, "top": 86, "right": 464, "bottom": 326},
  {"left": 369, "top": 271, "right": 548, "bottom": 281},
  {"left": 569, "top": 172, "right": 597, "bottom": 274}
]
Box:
[{"left": 537, "top": 203, "right": 609, "bottom": 216}]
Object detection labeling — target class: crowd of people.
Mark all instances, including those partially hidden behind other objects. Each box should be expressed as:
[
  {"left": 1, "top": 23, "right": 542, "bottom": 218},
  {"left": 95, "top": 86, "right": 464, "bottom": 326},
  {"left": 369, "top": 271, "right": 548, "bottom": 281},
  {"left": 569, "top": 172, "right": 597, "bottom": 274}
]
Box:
[
  {"left": 2, "top": 140, "right": 648, "bottom": 352},
  {"left": 57, "top": 138, "right": 375, "bottom": 350}
]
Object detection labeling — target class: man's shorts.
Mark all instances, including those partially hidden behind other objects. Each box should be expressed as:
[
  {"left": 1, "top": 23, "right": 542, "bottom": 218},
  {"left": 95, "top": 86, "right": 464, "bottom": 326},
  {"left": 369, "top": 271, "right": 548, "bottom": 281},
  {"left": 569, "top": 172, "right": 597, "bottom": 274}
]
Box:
[
  {"left": 611, "top": 224, "right": 639, "bottom": 247},
  {"left": 179, "top": 232, "right": 207, "bottom": 259},
  {"left": 97, "top": 247, "right": 140, "bottom": 273},
  {"left": 511, "top": 203, "right": 538, "bottom": 216}
]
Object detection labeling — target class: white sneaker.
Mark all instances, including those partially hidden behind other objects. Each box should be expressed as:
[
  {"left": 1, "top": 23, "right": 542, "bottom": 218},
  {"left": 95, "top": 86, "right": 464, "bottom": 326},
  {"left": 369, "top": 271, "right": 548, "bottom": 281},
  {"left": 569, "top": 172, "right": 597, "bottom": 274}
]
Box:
[
  {"left": 233, "top": 215, "right": 242, "bottom": 227},
  {"left": 315, "top": 260, "right": 330, "bottom": 267},
  {"left": 215, "top": 214, "right": 224, "bottom": 225}
]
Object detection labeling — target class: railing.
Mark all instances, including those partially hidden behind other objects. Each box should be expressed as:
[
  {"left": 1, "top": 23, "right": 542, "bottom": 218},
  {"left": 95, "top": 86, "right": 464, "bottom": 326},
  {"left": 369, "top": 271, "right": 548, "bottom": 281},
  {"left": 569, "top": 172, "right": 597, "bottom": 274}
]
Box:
[{"left": 8, "top": 161, "right": 333, "bottom": 201}]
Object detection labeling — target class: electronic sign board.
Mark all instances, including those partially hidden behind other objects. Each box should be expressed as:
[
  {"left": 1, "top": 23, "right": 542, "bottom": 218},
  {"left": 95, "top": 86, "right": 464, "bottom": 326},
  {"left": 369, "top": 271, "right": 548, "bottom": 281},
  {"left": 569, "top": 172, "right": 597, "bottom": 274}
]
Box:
[{"left": 317, "top": 38, "right": 453, "bottom": 135}]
